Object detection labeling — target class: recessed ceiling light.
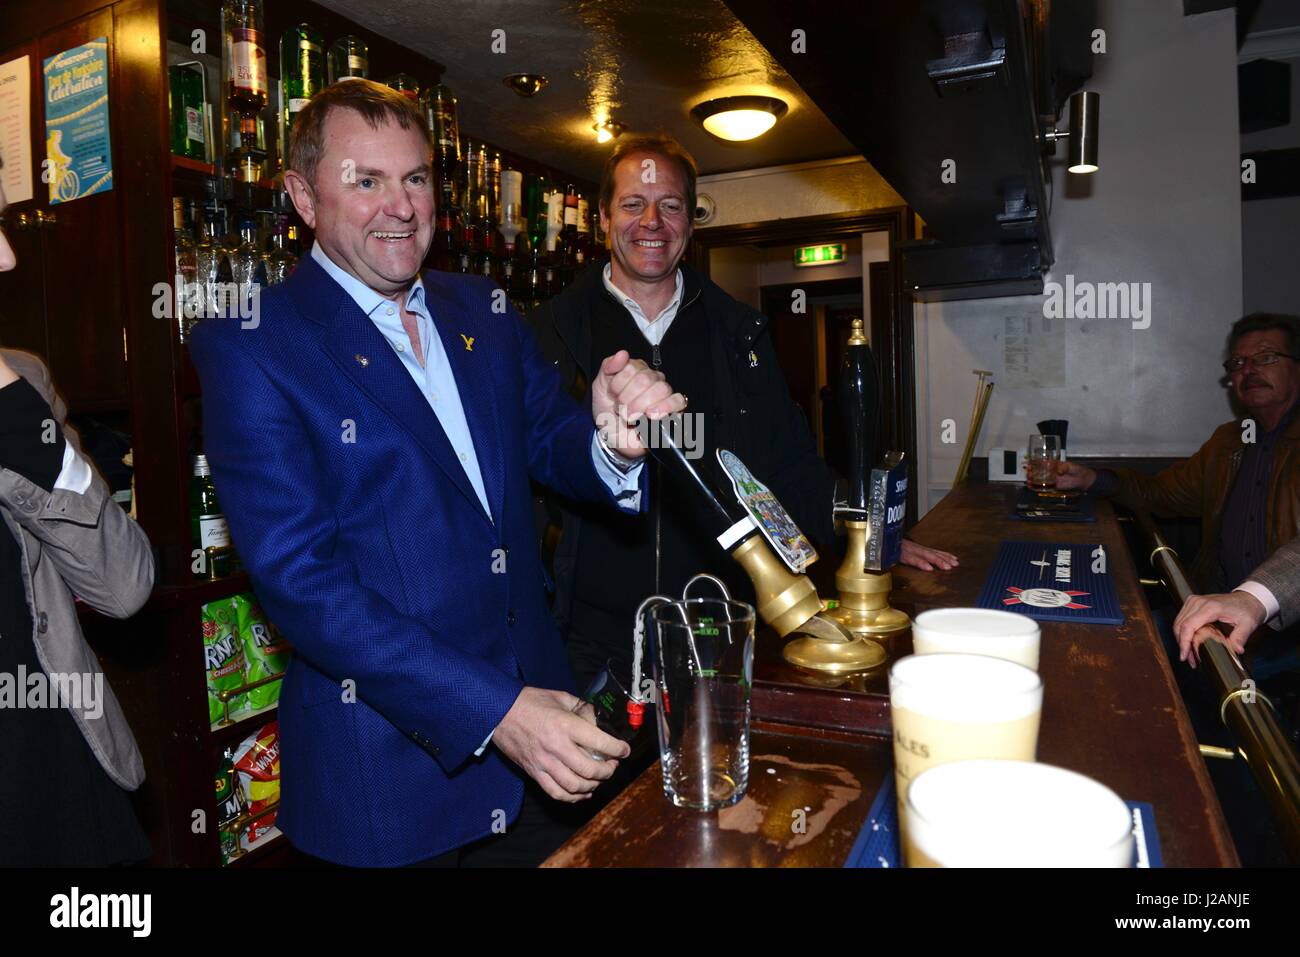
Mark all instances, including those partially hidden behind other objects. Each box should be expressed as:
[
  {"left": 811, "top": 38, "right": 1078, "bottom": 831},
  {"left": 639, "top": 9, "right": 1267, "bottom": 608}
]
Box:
[
  {"left": 503, "top": 73, "right": 548, "bottom": 97},
  {"left": 691, "top": 96, "right": 788, "bottom": 141},
  {"left": 593, "top": 119, "right": 626, "bottom": 143}
]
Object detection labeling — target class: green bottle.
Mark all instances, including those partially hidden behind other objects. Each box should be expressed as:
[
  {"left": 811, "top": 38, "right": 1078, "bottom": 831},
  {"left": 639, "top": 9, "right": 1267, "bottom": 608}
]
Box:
[
  {"left": 169, "top": 63, "right": 207, "bottom": 161},
  {"left": 191, "top": 454, "right": 233, "bottom": 579},
  {"left": 279, "top": 24, "right": 324, "bottom": 171}
]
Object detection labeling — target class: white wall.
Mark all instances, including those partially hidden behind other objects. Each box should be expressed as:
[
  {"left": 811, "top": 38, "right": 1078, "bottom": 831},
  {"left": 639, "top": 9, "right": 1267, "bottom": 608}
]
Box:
[{"left": 913, "top": 0, "right": 1245, "bottom": 514}]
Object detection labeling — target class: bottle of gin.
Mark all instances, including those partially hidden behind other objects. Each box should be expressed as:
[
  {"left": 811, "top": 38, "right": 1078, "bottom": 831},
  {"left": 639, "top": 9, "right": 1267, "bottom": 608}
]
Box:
[
  {"left": 279, "top": 24, "right": 324, "bottom": 172},
  {"left": 328, "top": 36, "right": 369, "bottom": 83},
  {"left": 191, "top": 454, "right": 233, "bottom": 579},
  {"left": 169, "top": 62, "right": 208, "bottom": 161}
]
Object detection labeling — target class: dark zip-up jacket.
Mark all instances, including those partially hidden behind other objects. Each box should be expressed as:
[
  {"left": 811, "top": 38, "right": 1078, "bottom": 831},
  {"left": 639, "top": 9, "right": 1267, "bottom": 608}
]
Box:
[{"left": 528, "top": 261, "right": 839, "bottom": 634}]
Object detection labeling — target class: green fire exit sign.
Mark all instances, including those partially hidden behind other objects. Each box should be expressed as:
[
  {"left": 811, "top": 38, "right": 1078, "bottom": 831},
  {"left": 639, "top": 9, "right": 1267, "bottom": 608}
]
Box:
[{"left": 794, "top": 243, "right": 846, "bottom": 267}]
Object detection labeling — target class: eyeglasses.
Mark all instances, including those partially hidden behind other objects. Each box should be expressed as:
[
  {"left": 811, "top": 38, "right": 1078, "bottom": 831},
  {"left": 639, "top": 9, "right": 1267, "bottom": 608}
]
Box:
[{"left": 1222, "top": 351, "right": 1298, "bottom": 374}]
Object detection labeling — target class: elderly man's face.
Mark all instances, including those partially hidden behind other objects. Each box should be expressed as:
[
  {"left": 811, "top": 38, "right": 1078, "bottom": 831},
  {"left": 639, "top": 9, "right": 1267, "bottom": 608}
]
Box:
[
  {"left": 0, "top": 182, "right": 15, "bottom": 272},
  {"left": 600, "top": 151, "right": 692, "bottom": 287},
  {"left": 1229, "top": 329, "right": 1300, "bottom": 419},
  {"left": 288, "top": 108, "right": 433, "bottom": 297}
]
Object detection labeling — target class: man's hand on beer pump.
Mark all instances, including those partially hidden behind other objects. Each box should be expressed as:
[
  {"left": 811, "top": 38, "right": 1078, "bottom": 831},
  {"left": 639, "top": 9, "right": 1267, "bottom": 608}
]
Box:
[{"left": 590, "top": 350, "right": 687, "bottom": 459}]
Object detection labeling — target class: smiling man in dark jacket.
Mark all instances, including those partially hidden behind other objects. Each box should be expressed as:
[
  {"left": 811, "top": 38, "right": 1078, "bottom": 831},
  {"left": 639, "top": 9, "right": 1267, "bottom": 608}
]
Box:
[{"left": 529, "top": 135, "right": 954, "bottom": 688}]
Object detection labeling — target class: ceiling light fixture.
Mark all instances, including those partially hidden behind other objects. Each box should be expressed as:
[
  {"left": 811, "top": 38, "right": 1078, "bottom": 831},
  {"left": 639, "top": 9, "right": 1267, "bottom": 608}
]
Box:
[
  {"left": 503, "top": 73, "right": 548, "bottom": 97},
  {"left": 593, "top": 119, "right": 626, "bottom": 143},
  {"left": 690, "top": 95, "right": 788, "bottom": 142}
]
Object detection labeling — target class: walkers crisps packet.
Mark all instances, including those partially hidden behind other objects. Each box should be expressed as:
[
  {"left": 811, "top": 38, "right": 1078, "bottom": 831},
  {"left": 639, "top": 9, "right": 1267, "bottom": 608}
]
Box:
[
  {"left": 202, "top": 597, "right": 248, "bottom": 725},
  {"left": 233, "top": 720, "right": 281, "bottom": 844},
  {"left": 233, "top": 593, "right": 291, "bottom": 709}
]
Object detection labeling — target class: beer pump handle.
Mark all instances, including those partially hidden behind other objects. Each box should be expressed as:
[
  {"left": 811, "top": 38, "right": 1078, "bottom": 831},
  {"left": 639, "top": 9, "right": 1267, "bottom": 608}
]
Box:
[
  {"left": 643, "top": 417, "right": 751, "bottom": 537},
  {"left": 838, "top": 319, "right": 881, "bottom": 518}
]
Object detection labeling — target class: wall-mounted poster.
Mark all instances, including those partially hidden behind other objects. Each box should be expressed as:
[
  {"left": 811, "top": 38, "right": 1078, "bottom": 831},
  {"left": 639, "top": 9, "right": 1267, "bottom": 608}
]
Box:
[
  {"left": 43, "top": 38, "right": 112, "bottom": 205},
  {"left": 0, "top": 56, "right": 34, "bottom": 204}
]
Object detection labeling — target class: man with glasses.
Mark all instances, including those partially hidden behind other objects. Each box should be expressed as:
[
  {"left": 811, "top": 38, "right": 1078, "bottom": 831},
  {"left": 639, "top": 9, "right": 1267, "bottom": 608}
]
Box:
[{"left": 1055, "top": 312, "right": 1300, "bottom": 631}]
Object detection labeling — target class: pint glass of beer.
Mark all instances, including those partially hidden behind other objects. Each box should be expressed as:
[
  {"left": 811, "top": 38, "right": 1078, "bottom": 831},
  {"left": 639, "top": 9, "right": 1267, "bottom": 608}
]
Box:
[
  {"left": 911, "top": 608, "right": 1042, "bottom": 671},
  {"left": 904, "top": 759, "right": 1135, "bottom": 867},
  {"left": 888, "top": 653, "right": 1043, "bottom": 844}
]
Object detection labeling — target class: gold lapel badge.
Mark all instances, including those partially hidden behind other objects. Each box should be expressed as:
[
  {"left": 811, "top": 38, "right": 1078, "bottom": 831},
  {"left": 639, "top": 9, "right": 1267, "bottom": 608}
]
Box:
[{"left": 461, "top": 334, "right": 475, "bottom": 352}]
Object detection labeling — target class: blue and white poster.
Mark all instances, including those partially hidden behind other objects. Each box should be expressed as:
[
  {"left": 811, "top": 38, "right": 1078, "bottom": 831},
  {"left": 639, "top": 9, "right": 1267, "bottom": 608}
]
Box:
[
  {"left": 43, "top": 38, "right": 112, "bottom": 205},
  {"left": 975, "top": 541, "right": 1124, "bottom": 625}
]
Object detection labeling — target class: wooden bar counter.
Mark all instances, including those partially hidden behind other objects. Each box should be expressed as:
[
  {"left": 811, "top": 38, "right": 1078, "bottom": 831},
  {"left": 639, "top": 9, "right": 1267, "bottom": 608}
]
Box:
[{"left": 543, "top": 482, "right": 1239, "bottom": 868}]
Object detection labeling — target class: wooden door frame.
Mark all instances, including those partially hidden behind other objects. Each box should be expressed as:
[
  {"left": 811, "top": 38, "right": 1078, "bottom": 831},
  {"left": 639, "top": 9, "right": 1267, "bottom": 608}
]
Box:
[{"left": 690, "top": 207, "right": 920, "bottom": 524}]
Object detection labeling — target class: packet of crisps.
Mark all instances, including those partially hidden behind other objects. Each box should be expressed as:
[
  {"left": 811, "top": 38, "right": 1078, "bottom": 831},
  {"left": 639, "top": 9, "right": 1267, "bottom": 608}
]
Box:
[
  {"left": 202, "top": 597, "right": 249, "bottom": 725},
  {"left": 216, "top": 747, "right": 247, "bottom": 865},
  {"left": 233, "top": 593, "right": 291, "bottom": 710},
  {"left": 233, "top": 721, "right": 281, "bottom": 845}
]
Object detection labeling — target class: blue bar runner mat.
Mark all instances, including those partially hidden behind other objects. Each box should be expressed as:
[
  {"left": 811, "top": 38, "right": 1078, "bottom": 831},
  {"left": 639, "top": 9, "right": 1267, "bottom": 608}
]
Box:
[
  {"left": 975, "top": 540, "right": 1124, "bottom": 625},
  {"left": 843, "top": 774, "right": 1163, "bottom": 868}
]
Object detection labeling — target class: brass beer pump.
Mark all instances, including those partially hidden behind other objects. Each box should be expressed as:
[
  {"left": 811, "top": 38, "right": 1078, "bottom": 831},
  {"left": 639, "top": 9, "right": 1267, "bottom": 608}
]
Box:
[
  {"left": 813, "top": 318, "right": 909, "bottom": 658},
  {"left": 645, "top": 421, "right": 879, "bottom": 673}
]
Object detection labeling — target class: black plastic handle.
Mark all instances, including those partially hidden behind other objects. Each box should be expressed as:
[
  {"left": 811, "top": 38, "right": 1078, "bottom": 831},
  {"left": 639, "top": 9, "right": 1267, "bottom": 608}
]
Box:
[{"left": 839, "top": 335, "right": 882, "bottom": 513}]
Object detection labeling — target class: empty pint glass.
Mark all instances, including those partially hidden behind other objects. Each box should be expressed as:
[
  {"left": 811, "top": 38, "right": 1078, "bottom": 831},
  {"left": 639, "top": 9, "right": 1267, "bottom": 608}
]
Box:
[{"left": 651, "top": 598, "right": 755, "bottom": 811}]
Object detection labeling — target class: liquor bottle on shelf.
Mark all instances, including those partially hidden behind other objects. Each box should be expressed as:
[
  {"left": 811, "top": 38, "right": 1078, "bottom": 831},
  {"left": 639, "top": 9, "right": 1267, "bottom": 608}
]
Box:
[
  {"left": 526, "top": 242, "right": 545, "bottom": 310},
  {"left": 498, "top": 169, "right": 524, "bottom": 259},
  {"left": 525, "top": 173, "right": 550, "bottom": 253},
  {"left": 385, "top": 73, "right": 421, "bottom": 101},
  {"left": 222, "top": 0, "right": 269, "bottom": 184},
  {"left": 424, "top": 83, "right": 461, "bottom": 217},
  {"left": 265, "top": 213, "right": 297, "bottom": 284},
  {"left": 544, "top": 189, "right": 563, "bottom": 257},
  {"left": 328, "top": 36, "right": 369, "bottom": 83},
  {"left": 459, "top": 140, "right": 485, "bottom": 256},
  {"left": 174, "top": 198, "right": 199, "bottom": 342},
  {"left": 192, "top": 454, "right": 234, "bottom": 579},
  {"left": 432, "top": 202, "right": 458, "bottom": 272},
  {"left": 575, "top": 191, "right": 591, "bottom": 267},
  {"left": 560, "top": 183, "right": 579, "bottom": 274},
  {"left": 455, "top": 247, "right": 473, "bottom": 274},
  {"left": 232, "top": 211, "right": 261, "bottom": 288},
  {"left": 213, "top": 205, "right": 237, "bottom": 318},
  {"left": 484, "top": 149, "right": 503, "bottom": 266},
  {"left": 280, "top": 24, "right": 324, "bottom": 172},
  {"left": 169, "top": 62, "right": 209, "bottom": 162}
]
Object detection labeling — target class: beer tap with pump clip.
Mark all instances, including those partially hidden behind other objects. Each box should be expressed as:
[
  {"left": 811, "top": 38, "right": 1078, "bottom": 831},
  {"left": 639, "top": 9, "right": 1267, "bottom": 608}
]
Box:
[
  {"left": 642, "top": 412, "right": 887, "bottom": 675},
  {"left": 819, "top": 317, "right": 911, "bottom": 650}
]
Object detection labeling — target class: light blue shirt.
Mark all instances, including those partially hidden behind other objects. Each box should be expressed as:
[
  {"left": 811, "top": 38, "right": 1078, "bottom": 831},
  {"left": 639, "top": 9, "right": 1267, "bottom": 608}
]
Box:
[{"left": 310, "top": 244, "right": 643, "bottom": 522}]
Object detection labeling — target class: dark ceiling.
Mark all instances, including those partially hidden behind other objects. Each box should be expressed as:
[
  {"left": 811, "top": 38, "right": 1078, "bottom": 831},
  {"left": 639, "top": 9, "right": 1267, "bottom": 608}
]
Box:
[{"left": 315, "top": 0, "right": 858, "bottom": 180}]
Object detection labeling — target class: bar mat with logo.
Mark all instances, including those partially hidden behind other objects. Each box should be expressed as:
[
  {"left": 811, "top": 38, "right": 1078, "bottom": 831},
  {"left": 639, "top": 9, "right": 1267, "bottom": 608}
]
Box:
[{"left": 975, "top": 540, "right": 1124, "bottom": 625}]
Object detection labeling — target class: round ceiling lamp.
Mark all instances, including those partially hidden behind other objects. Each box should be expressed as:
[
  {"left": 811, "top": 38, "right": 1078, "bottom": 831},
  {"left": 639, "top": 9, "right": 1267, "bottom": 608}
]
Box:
[
  {"left": 503, "top": 73, "right": 548, "bottom": 97},
  {"left": 593, "top": 119, "right": 626, "bottom": 143},
  {"left": 690, "top": 95, "right": 788, "bottom": 141}
]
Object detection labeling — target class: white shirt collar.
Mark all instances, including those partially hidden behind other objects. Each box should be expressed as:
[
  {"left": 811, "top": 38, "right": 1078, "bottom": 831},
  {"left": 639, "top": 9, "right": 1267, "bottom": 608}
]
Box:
[{"left": 311, "top": 242, "right": 426, "bottom": 318}]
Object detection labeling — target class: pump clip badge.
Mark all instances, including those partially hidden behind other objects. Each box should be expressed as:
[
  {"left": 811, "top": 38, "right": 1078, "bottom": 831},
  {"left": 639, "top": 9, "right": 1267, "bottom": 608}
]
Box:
[{"left": 717, "top": 449, "right": 817, "bottom": 574}]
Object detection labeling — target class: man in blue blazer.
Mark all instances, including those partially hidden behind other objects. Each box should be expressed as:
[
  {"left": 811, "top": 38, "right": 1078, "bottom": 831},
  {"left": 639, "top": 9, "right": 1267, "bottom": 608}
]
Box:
[{"left": 189, "top": 80, "right": 684, "bottom": 867}]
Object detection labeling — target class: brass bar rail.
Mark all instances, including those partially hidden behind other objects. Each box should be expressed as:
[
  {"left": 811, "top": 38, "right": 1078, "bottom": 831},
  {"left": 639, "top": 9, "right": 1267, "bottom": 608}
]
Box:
[{"left": 1132, "top": 509, "right": 1300, "bottom": 862}]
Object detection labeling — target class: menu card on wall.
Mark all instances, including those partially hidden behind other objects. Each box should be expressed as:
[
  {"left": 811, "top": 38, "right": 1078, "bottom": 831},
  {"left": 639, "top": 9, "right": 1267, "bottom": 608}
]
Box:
[{"left": 0, "top": 56, "right": 34, "bottom": 204}]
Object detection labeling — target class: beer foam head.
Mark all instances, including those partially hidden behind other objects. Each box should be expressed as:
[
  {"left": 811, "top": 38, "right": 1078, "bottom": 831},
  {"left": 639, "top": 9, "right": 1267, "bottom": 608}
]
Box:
[
  {"left": 906, "top": 759, "right": 1134, "bottom": 867},
  {"left": 912, "top": 608, "right": 1041, "bottom": 670},
  {"left": 913, "top": 608, "right": 1039, "bottom": 641},
  {"left": 889, "top": 653, "right": 1042, "bottom": 722}
]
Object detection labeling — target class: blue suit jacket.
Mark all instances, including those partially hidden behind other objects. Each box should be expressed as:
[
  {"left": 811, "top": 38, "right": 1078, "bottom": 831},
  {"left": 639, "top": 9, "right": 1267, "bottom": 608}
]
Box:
[{"left": 189, "top": 254, "right": 645, "bottom": 866}]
